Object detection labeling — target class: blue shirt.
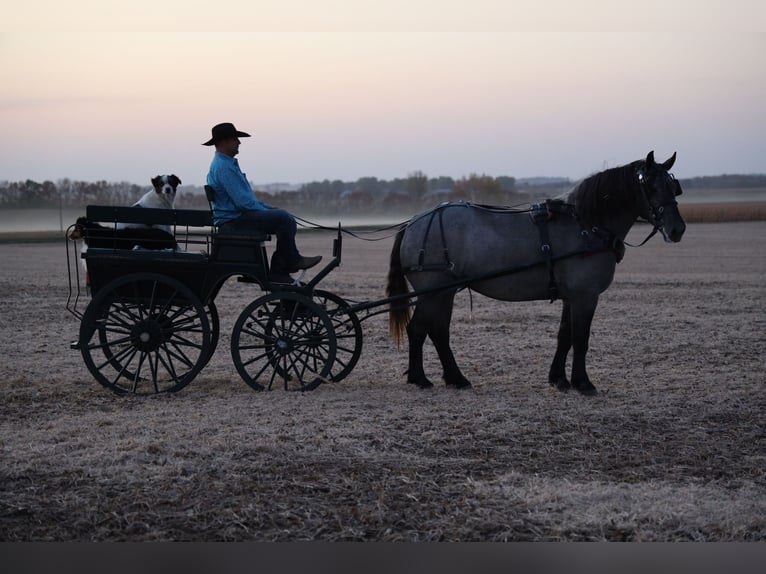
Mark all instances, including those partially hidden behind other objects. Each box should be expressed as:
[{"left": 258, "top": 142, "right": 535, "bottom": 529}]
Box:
[{"left": 206, "top": 151, "right": 273, "bottom": 225}]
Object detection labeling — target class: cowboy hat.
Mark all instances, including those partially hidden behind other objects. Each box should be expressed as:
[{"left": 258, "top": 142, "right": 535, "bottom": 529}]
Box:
[{"left": 202, "top": 122, "right": 251, "bottom": 146}]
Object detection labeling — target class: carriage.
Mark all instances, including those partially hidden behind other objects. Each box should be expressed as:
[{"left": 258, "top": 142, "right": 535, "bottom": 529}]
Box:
[
  {"left": 66, "top": 192, "right": 367, "bottom": 395},
  {"left": 66, "top": 152, "right": 686, "bottom": 396}
]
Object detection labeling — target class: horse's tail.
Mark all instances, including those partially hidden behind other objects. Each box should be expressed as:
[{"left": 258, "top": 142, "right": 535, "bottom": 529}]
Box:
[{"left": 387, "top": 228, "right": 411, "bottom": 348}]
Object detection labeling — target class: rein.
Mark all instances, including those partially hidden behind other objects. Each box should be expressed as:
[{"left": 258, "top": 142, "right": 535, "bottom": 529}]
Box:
[
  {"left": 623, "top": 224, "right": 659, "bottom": 247},
  {"left": 293, "top": 215, "right": 408, "bottom": 241}
]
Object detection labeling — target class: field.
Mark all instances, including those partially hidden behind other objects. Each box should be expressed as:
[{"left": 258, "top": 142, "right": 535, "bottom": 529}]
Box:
[
  {"left": 679, "top": 201, "right": 766, "bottom": 223},
  {"left": 0, "top": 221, "right": 764, "bottom": 541}
]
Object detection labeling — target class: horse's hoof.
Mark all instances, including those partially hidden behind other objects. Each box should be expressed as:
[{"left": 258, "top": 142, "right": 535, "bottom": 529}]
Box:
[
  {"left": 549, "top": 377, "right": 570, "bottom": 392},
  {"left": 573, "top": 380, "right": 598, "bottom": 396},
  {"left": 408, "top": 377, "right": 434, "bottom": 389},
  {"left": 445, "top": 377, "right": 472, "bottom": 389}
]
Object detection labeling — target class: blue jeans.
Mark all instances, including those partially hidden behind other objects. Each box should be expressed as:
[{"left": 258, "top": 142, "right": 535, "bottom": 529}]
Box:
[{"left": 219, "top": 209, "right": 300, "bottom": 272}]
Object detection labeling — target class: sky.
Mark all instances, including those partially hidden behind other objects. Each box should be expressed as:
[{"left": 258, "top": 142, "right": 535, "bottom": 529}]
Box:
[{"left": 1, "top": 1, "right": 765, "bottom": 187}]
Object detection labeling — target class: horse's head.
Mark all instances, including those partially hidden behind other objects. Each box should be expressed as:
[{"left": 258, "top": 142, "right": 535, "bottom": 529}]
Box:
[{"left": 636, "top": 151, "right": 686, "bottom": 243}]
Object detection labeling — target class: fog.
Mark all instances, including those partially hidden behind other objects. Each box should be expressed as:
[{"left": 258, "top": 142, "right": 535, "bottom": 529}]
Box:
[
  {"left": 2, "top": 187, "right": 765, "bottom": 233},
  {"left": 0, "top": 208, "right": 411, "bottom": 234}
]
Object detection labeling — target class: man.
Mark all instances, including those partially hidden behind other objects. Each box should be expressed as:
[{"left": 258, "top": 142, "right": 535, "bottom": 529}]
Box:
[{"left": 203, "top": 122, "right": 321, "bottom": 279}]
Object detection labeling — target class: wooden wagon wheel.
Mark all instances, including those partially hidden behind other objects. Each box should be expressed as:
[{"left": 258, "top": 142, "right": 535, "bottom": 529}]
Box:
[
  {"left": 230, "top": 292, "right": 336, "bottom": 392},
  {"left": 79, "top": 272, "right": 211, "bottom": 394},
  {"left": 312, "top": 289, "right": 363, "bottom": 382}
]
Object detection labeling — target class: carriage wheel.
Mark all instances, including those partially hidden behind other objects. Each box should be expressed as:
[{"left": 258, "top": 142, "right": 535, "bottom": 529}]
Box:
[
  {"left": 79, "top": 273, "right": 211, "bottom": 395},
  {"left": 231, "top": 292, "right": 336, "bottom": 391},
  {"left": 95, "top": 300, "right": 218, "bottom": 379},
  {"left": 203, "top": 300, "right": 220, "bottom": 366},
  {"left": 313, "top": 290, "right": 363, "bottom": 382}
]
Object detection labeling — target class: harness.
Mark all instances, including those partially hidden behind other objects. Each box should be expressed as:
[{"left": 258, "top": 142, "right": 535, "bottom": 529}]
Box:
[
  {"left": 407, "top": 203, "right": 457, "bottom": 274},
  {"left": 530, "top": 199, "right": 626, "bottom": 301},
  {"left": 404, "top": 201, "right": 627, "bottom": 302},
  {"left": 530, "top": 200, "right": 565, "bottom": 301}
]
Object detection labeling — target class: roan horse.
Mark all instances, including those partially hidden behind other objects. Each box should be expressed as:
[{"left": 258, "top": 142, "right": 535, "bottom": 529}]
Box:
[{"left": 387, "top": 151, "right": 686, "bottom": 395}]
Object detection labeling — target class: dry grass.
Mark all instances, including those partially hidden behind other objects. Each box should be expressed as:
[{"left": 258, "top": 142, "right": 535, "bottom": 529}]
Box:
[
  {"left": 1, "top": 223, "right": 765, "bottom": 541},
  {"left": 679, "top": 201, "right": 766, "bottom": 223}
]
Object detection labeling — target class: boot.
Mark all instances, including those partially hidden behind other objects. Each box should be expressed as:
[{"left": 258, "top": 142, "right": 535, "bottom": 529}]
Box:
[{"left": 286, "top": 255, "right": 322, "bottom": 273}]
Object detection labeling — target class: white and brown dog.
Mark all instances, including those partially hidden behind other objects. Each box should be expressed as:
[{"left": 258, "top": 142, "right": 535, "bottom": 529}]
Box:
[{"left": 119, "top": 174, "right": 181, "bottom": 232}]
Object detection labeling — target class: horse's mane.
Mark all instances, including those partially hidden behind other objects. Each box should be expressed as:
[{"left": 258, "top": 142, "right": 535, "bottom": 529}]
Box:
[{"left": 568, "top": 161, "right": 643, "bottom": 227}]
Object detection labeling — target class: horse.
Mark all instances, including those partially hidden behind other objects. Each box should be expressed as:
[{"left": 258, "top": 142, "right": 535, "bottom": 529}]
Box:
[
  {"left": 386, "top": 151, "right": 686, "bottom": 395},
  {"left": 69, "top": 217, "right": 178, "bottom": 250}
]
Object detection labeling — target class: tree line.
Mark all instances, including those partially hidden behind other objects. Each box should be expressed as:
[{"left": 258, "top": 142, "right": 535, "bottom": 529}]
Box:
[{"left": 2, "top": 173, "right": 764, "bottom": 215}]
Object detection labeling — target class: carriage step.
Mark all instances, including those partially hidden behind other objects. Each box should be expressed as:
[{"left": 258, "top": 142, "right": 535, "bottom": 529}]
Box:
[{"left": 70, "top": 340, "right": 81, "bottom": 350}]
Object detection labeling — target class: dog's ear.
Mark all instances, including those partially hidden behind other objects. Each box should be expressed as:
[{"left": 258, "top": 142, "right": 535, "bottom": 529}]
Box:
[
  {"left": 151, "top": 175, "right": 162, "bottom": 188},
  {"left": 170, "top": 174, "right": 182, "bottom": 186}
]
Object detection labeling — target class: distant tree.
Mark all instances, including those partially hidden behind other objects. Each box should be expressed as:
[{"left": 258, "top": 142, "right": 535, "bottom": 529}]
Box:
[
  {"left": 495, "top": 176, "right": 516, "bottom": 192},
  {"left": 453, "top": 173, "right": 503, "bottom": 204},
  {"left": 406, "top": 171, "right": 428, "bottom": 202},
  {"left": 428, "top": 175, "right": 455, "bottom": 192},
  {"left": 354, "top": 176, "right": 382, "bottom": 195}
]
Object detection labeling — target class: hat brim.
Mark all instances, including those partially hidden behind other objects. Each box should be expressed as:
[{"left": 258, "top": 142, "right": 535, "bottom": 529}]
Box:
[{"left": 202, "top": 130, "right": 251, "bottom": 146}]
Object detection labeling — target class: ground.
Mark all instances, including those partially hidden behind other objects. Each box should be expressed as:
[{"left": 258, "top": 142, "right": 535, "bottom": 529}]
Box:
[{"left": 0, "top": 222, "right": 764, "bottom": 541}]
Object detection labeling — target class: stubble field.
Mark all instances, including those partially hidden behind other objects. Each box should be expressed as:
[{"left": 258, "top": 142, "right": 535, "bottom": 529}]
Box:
[{"left": 0, "top": 221, "right": 764, "bottom": 541}]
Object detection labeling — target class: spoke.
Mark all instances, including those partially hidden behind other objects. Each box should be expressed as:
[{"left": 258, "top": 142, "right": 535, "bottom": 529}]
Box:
[
  {"left": 94, "top": 340, "right": 134, "bottom": 370},
  {"left": 247, "top": 355, "right": 273, "bottom": 383},
  {"left": 268, "top": 356, "right": 283, "bottom": 391},
  {"left": 241, "top": 349, "right": 272, "bottom": 369},
  {"left": 168, "top": 332, "right": 205, "bottom": 351},
  {"left": 111, "top": 298, "right": 146, "bottom": 326},
  {"left": 334, "top": 356, "right": 350, "bottom": 371},
  {"left": 289, "top": 350, "right": 320, "bottom": 382},
  {"left": 149, "top": 349, "right": 160, "bottom": 389},
  {"left": 132, "top": 351, "right": 148, "bottom": 393},
  {"left": 237, "top": 343, "right": 271, "bottom": 351},
  {"left": 107, "top": 316, "right": 136, "bottom": 334},
  {"left": 163, "top": 341, "right": 196, "bottom": 369},
  {"left": 148, "top": 281, "right": 160, "bottom": 318},
  {"left": 241, "top": 315, "right": 273, "bottom": 338},
  {"left": 131, "top": 281, "right": 147, "bottom": 320},
  {"left": 100, "top": 332, "right": 133, "bottom": 347},
  {"left": 335, "top": 342, "right": 356, "bottom": 354},
  {"left": 157, "top": 345, "right": 180, "bottom": 382},
  {"left": 110, "top": 346, "right": 139, "bottom": 386}
]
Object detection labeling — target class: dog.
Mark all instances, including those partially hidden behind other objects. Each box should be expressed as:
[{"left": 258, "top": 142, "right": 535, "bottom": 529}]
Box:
[
  {"left": 134, "top": 174, "right": 181, "bottom": 210},
  {"left": 118, "top": 174, "right": 181, "bottom": 233},
  {"left": 70, "top": 217, "right": 178, "bottom": 250}
]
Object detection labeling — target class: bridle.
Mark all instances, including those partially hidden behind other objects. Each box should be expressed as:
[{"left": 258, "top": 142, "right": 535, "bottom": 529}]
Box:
[{"left": 629, "top": 166, "right": 682, "bottom": 246}]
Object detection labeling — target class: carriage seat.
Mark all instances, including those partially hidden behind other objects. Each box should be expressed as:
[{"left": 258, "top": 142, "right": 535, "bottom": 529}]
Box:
[{"left": 204, "top": 185, "right": 271, "bottom": 262}]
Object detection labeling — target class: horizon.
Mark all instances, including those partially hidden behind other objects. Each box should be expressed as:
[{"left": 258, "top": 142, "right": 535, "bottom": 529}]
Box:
[{"left": 3, "top": 170, "right": 766, "bottom": 191}]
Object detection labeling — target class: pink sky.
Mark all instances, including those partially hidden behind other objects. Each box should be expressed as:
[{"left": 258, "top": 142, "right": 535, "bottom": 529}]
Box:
[{"left": 1, "top": 2, "right": 764, "bottom": 185}]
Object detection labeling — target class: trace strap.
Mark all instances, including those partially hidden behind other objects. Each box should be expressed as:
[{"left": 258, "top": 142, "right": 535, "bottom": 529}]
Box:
[
  {"left": 530, "top": 200, "right": 562, "bottom": 302},
  {"left": 406, "top": 204, "right": 456, "bottom": 274}
]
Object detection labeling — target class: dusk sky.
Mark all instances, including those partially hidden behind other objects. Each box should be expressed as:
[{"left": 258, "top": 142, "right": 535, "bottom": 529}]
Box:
[{"left": 2, "top": 1, "right": 764, "bottom": 186}]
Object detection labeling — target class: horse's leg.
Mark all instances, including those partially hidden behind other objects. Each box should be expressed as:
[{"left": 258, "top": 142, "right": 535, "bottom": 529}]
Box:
[
  {"left": 548, "top": 300, "right": 572, "bottom": 392},
  {"left": 569, "top": 295, "right": 599, "bottom": 395},
  {"left": 406, "top": 303, "right": 434, "bottom": 388},
  {"left": 427, "top": 290, "right": 471, "bottom": 389}
]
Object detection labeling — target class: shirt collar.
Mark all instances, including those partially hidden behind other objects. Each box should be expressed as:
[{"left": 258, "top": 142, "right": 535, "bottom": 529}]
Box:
[{"left": 214, "top": 150, "right": 238, "bottom": 164}]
